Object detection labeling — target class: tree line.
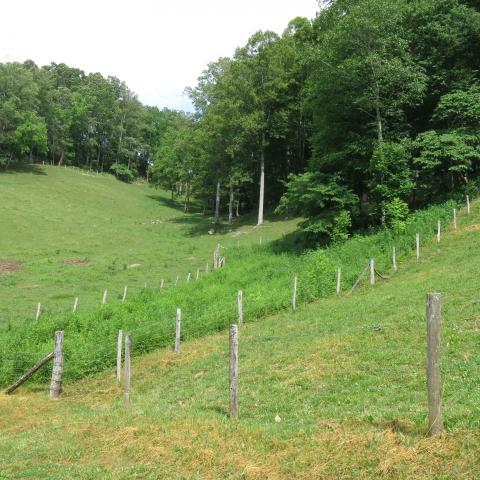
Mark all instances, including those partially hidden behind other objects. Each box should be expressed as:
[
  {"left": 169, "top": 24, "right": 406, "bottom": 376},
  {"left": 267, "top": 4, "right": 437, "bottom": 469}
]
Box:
[
  {"left": 0, "top": 60, "right": 180, "bottom": 181},
  {"left": 2, "top": 0, "right": 480, "bottom": 245}
]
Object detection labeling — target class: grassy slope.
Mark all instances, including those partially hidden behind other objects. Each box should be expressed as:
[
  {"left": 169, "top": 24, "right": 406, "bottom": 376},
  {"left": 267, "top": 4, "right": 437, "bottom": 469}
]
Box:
[
  {"left": 0, "top": 204, "right": 479, "bottom": 478},
  {"left": 0, "top": 165, "right": 298, "bottom": 326}
]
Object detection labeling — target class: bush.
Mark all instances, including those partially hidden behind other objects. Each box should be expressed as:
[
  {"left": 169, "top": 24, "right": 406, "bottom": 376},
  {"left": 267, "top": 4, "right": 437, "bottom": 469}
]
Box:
[{"left": 110, "top": 163, "right": 135, "bottom": 183}]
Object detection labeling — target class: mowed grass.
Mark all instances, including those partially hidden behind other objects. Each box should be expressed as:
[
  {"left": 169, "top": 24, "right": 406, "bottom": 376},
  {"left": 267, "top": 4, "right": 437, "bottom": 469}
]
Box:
[
  {"left": 0, "top": 207, "right": 479, "bottom": 478},
  {"left": 0, "top": 164, "right": 299, "bottom": 326}
]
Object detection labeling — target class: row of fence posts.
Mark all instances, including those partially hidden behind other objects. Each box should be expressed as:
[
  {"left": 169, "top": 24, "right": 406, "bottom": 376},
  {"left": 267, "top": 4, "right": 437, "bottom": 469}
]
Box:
[
  {"left": 109, "top": 290, "right": 443, "bottom": 433},
  {"left": 29, "top": 202, "right": 465, "bottom": 321},
  {"left": 31, "top": 248, "right": 224, "bottom": 320},
  {"left": 19, "top": 200, "right": 469, "bottom": 432}
]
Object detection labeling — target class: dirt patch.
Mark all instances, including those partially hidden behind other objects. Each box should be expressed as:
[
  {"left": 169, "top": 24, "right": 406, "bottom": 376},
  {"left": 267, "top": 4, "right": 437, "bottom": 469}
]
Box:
[
  {"left": 62, "top": 258, "right": 91, "bottom": 266},
  {"left": 0, "top": 260, "right": 22, "bottom": 276},
  {"left": 465, "top": 224, "right": 480, "bottom": 232}
]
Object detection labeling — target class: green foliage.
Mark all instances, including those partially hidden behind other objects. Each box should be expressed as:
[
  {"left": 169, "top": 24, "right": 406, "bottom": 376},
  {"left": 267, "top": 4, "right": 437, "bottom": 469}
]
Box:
[
  {"left": 110, "top": 162, "right": 135, "bottom": 182},
  {"left": 384, "top": 197, "right": 409, "bottom": 232}
]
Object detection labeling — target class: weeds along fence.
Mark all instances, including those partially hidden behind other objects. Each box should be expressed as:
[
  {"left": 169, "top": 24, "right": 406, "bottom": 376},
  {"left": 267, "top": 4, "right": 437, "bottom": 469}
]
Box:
[{"left": 0, "top": 199, "right": 462, "bottom": 387}]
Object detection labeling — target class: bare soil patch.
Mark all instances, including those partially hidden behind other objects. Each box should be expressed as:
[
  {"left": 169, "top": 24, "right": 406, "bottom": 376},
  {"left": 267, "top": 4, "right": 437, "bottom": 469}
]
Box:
[
  {"left": 62, "top": 258, "right": 91, "bottom": 266},
  {"left": 0, "top": 260, "right": 22, "bottom": 276}
]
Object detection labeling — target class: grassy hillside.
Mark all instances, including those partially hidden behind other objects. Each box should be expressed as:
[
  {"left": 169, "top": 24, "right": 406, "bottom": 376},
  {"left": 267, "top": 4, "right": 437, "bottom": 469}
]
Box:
[
  {"left": 0, "top": 198, "right": 479, "bottom": 478},
  {"left": 0, "top": 164, "right": 298, "bottom": 326}
]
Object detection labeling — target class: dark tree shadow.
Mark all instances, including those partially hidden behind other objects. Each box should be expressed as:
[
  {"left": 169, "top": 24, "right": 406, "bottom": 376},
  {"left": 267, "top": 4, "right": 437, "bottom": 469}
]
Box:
[{"left": 1, "top": 163, "right": 47, "bottom": 175}]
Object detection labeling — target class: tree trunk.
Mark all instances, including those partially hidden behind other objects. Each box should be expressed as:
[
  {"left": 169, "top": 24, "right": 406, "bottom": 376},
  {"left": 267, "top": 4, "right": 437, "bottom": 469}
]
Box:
[
  {"left": 214, "top": 181, "right": 221, "bottom": 224},
  {"left": 257, "top": 133, "right": 265, "bottom": 226},
  {"left": 184, "top": 183, "right": 190, "bottom": 212},
  {"left": 58, "top": 151, "right": 64, "bottom": 167},
  {"left": 228, "top": 183, "right": 234, "bottom": 225},
  {"left": 236, "top": 198, "right": 240, "bottom": 217},
  {"left": 375, "top": 91, "right": 384, "bottom": 143}
]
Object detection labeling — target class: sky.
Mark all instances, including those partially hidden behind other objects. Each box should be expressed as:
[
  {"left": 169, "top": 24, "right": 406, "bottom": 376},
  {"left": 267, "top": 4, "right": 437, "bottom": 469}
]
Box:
[{"left": 0, "top": 0, "right": 319, "bottom": 111}]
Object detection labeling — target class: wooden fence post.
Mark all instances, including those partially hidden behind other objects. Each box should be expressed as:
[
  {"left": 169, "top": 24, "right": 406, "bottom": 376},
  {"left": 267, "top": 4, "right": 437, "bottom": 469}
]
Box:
[
  {"left": 392, "top": 247, "right": 397, "bottom": 272},
  {"left": 196, "top": 268, "right": 200, "bottom": 281},
  {"left": 437, "top": 220, "right": 441, "bottom": 243},
  {"left": 122, "top": 286, "right": 127, "bottom": 302},
  {"left": 416, "top": 233, "right": 420, "bottom": 260},
  {"left": 124, "top": 334, "right": 131, "bottom": 404},
  {"left": 467, "top": 195, "right": 470, "bottom": 215},
  {"left": 174, "top": 308, "right": 182, "bottom": 353},
  {"left": 102, "top": 289, "right": 108, "bottom": 305},
  {"left": 292, "top": 275, "right": 298, "bottom": 311},
  {"left": 206, "top": 262, "right": 209, "bottom": 274},
  {"left": 160, "top": 279, "right": 164, "bottom": 289},
  {"left": 237, "top": 290, "right": 244, "bottom": 325},
  {"left": 229, "top": 324, "right": 239, "bottom": 419},
  {"left": 186, "top": 272, "right": 191, "bottom": 283},
  {"left": 116, "top": 329, "right": 123, "bottom": 383},
  {"left": 49, "top": 331, "right": 64, "bottom": 399},
  {"left": 73, "top": 297, "right": 79, "bottom": 313},
  {"left": 426, "top": 293, "right": 443, "bottom": 435},
  {"left": 453, "top": 208, "right": 457, "bottom": 230},
  {"left": 35, "top": 302, "right": 41, "bottom": 321},
  {"left": 370, "top": 259, "right": 375, "bottom": 286},
  {"left": 336, "top": 268, "right": 341, "bottom": 295},
  {"left": 175, "top": 276, "right": 179, "bottom": 287}
]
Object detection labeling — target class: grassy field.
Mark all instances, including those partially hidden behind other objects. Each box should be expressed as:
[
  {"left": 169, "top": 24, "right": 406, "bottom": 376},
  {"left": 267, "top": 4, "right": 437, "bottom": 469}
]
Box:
[
  {"left": 0, "top": 197, "right": 479, "bottom": 478},
  {"left": 0, "top": 164, "right": 299, "bottom": 326}
]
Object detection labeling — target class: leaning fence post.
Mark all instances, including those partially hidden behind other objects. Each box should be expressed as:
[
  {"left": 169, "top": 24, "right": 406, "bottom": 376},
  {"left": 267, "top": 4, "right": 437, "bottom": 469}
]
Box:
[
  {"left": 102, "top": 289, "right": 108, "bottom": 305},
  {"left": 116, "top": 329, "right": 123, "bottom": 383},
  {"left": 186, "top": 272, "right": 191, "bottom": 283},
  {"left": 122, "top": 286, "right": 127, "bottom": 302},
  {"left": 370, "top": 259, "right": 375, "bottom": 286},
  {"left": 392, "top": 247, "right": 397, "bottom": 272},
  {"left": 336, "top": 268, "right": 341, "bottom": 295},
  {"left": 292, "top": 275, "right": 298, "bottom": 311},
  {"left": 174, "top": 308, "right": 182, "bottom": 353},
  {"left": 160, "top": 279, "right": 164, "bottom": 289},
  {"left": 229, "top": 324, "right": 239, "bottom": 419},
  {"left": 416, "top": 233, "right": 420, "bottom": 260},
  {"left": 453, "top": 208, "right": 457, "bottom": 230},
  {"left": 426, "top": 293, "right": 443, "bottom": 435},
  {"left": 35, "top": 302, "right": 41, "bottom": 321},
  {"left": 237, "top": 290, "right": 244, "bottom": 325},
  {"left": 437, "top": 220, "right": 441, "bottom": 243},
  {"left": 467, "top": 195, "right": 470, "bottom": 215},
  {"left": 73, "top": 297, "right": 79, "bottom": 313},
  {"left": 49, "top": 331, "right": 64, "bottom": 399},
  {"left": 124, "top": 334, "right": 131, "bottom": 405}
]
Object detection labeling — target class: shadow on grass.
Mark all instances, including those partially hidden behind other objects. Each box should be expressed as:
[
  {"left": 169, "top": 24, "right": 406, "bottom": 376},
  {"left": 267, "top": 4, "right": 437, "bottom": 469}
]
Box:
[{"left": 1, "top": 163, "right": 47, "bottom": 176}]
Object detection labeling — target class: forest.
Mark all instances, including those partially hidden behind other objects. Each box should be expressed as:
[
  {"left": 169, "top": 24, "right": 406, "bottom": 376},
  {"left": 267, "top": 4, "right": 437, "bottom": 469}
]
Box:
[{"left": 2, "top": 0, "right": 480, "bottom": 244}]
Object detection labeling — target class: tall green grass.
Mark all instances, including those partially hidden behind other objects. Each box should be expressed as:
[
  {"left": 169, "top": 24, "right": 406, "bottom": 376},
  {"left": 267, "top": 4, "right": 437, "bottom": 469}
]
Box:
[{"left": 0, "top": 200, "right": 457, "bottom": 386}]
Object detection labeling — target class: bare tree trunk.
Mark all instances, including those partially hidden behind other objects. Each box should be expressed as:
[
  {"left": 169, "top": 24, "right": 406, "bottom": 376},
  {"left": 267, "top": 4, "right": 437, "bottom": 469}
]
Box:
[
  {"left": 257, "top": 133, "right": 265, "bottom": 226},
  {"left": 214, "top": 181, "right": 221, "bottom": 224},
  {"left": 375, "top": 91, "right": 384, "bottom": 143},
  {"left": 184, "top": 183, "right": 190, "bottom": 212},
  {"left": 58, "top": 151, "right": 64, "bottom": 167},
  {"left": 236, "top": 197, "right": 240, "bottom": 217},
  {"left": 228, "top": 183, "right": 234, "bottom": 225}
]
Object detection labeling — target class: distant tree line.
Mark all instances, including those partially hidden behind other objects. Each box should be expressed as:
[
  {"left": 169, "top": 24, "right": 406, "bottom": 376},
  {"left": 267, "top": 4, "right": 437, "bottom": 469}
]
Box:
[
  {"left": 3, "top": 0, "right": 480, "bottom": 245},
  {"left": 0, "top": 60, "right": 180, "bottom": 181}
]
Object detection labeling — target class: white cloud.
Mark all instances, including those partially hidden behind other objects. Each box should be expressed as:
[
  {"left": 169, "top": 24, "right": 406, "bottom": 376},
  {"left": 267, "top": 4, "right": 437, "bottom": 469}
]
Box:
[{"left": 0, "top": 0, "right": 318, "bottom": 111}]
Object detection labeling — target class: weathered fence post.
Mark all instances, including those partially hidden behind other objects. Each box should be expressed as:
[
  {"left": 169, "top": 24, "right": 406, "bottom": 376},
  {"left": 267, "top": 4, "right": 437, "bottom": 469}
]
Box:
[
  {"left": 73, "top": 297, "right": 79, "bottom": 313},
  {"left": 453, "top": 208, "right": 457, "bottom": 230},
  {"left": 416, "top": 233, "right": 420, "bottom": 260},
  {"left": 292, "top": 275, "right": 298, "bottom": 311},
  {"left": 175, "top": 276, "right": 179, "bottom": 286},
  {"left": 122, "top": 286, "right": 127, "bottom": 302},
  {"left": 49, "top": 331, "right": 64, "bottom": 399},
  {"left": 35, "top": 302, "right": 41, "bottom": 321},
  {"left": 116, "top": 329, "right": 123, "bottom": 383},
  {"left": 124, "top": 334, "right": 131, "bottom": 405},
  {"left": 196, "top": 268, "right": 200, "bottom": 281},
  {"left": 426, "top": 293, "right": 443, "bottom": 435},
  {"left": 392, "top": 247, "right": 397, "bottom": 272},
  {"left": 174, "top": 308, "right": 182, "bottom": 353},
  {"left": 336, "top": 268, "right": 341, "bottom": 295},
  {"left": 229, "top": 324, "right": 239, "bottom": 419},
  {"left": 467, "top": 195, "right": 470, "bottom": 215},
  {"left": 186, "top": 272, "right": 191, "bottom": 283},
  {"left": 370, "top": 259, "right": 375, "bottom": 286},
  {"left": 102, "top": 289, "right": 108, "bottom": 305},
  {"left": 160, "top": 279, "right": 164, "bottom": 289},
  {"left": 259, "top": 236, "right": 263, "bottom": 246},
  {"left": 437, "top": 220, "right": 441, "bottom": 243},
  {"left": 237, "top": 290, "right": 244, "bottom": 325},
  {"left": 206, "top": 262, "right": 209, "bottom": 274}
]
